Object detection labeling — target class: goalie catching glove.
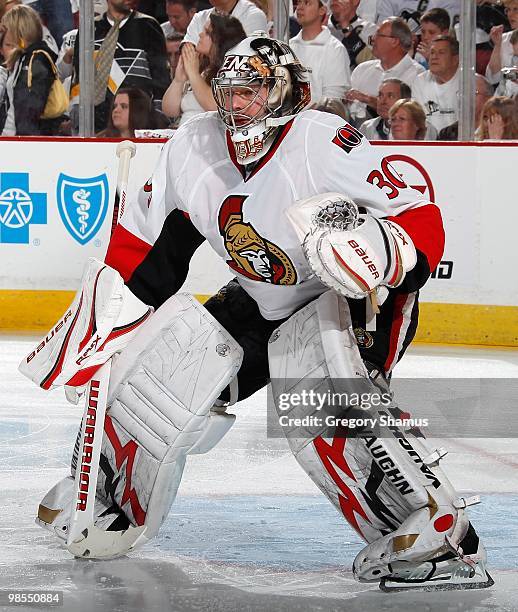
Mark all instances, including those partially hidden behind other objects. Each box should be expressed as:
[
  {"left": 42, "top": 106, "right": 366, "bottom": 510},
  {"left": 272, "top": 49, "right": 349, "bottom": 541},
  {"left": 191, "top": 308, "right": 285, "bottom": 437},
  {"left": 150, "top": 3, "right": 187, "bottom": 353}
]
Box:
[{"left": 286, "top": 193, "right": 417, "bottom": 300}]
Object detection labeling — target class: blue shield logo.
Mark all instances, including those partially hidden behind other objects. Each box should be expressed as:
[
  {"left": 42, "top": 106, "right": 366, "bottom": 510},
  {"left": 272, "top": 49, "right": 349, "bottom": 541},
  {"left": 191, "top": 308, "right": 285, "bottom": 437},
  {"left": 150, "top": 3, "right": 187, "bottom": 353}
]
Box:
[{"left": 57, "top": 174, "right": 109, "bottom": 245}]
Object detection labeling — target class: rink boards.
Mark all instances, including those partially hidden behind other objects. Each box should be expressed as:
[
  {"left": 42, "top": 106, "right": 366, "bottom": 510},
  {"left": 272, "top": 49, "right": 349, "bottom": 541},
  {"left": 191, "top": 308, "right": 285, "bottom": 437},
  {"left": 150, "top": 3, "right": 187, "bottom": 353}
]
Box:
[{"left": 0, "top": 137, "right": 517, "bottom": 346}]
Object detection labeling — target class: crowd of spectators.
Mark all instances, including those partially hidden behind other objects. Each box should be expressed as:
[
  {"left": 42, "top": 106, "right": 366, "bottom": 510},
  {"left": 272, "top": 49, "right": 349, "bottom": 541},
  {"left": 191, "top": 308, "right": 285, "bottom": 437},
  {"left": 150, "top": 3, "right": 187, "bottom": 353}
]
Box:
[{"left": 0, "top": 0, "right": 516, "bottom": 140}]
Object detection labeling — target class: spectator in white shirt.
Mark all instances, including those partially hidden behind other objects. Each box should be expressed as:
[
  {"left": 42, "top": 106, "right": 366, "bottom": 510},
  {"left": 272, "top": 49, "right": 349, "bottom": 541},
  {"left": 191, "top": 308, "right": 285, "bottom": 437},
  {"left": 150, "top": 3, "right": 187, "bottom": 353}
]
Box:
[
  {"left": 415, "top": 7, "right": 450, "bottom": 68},
  {"left": 357, "top": 0, "right": 376, "bottom": 23},
  {"left": 495, "top": 29, "right": 518, "bottom": 98},
  {"left": 290, "top": 0, "right": 351, "bottom": 103},
  {"left": 183, "top": 0, "right": 267, "bottom": 46},
  {"left": 161, "top": 0, "right": 197, "bottom": 38},
  {"left": 438, "top": 73, "right": 493, "bottom": 140},
  {"left": 411, "top": 34, "right": 459, "bottom": 132},
  {"left": 345, "top": 16, "right": 424, "bottom": 123},
  {"left": 359, "top": 77, "right": 410, "bottom": 139},
  {"left": 486, "top": 0, "right": 518, "bottom": 85}
]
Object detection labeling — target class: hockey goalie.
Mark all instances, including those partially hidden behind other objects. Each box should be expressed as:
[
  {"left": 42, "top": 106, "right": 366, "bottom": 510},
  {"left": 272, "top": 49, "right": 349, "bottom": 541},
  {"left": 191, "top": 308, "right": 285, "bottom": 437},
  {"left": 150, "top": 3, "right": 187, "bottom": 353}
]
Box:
[{"left": 19, "top": 34, "right": 493, "bottom": 591}]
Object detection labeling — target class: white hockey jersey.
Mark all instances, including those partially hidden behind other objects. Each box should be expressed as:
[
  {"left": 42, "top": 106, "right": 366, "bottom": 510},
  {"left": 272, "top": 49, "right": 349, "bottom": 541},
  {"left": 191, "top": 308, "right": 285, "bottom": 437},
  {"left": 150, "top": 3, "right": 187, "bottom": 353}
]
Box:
[{"left": 106, "top": 110, "right": 443, "bottom": 323}]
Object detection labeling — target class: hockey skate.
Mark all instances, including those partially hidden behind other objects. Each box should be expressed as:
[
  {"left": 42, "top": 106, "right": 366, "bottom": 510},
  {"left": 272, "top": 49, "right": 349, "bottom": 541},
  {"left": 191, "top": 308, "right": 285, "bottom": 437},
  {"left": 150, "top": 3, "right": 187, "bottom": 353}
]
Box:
[
  {"left": 379, "top": 554, "right": 494, "bottom": 592},
  {"left": 356, "top": 523, "right": 494, "bottom": 592},
  {"left": 36, "top": 475, "right": 147, "bottom": 559}
]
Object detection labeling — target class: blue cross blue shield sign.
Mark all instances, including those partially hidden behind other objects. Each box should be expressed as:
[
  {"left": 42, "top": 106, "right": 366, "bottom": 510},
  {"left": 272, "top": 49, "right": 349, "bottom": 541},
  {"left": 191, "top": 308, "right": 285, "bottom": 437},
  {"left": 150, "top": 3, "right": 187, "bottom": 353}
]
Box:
[{"left": 57, "top": 174, "right": 110, "bottom": 245}]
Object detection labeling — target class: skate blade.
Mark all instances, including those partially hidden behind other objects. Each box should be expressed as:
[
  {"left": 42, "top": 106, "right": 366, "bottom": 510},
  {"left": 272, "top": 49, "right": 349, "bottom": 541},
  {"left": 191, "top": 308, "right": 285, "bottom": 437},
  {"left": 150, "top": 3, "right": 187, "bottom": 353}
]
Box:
[{"left": 380, "top": 571, "right": 494, "bottom": 592}]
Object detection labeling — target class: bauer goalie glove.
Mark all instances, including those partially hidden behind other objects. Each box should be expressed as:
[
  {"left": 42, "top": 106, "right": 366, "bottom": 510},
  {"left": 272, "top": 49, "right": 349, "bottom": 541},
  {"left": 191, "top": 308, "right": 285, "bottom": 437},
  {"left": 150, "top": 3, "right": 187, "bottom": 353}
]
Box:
[{"left": 286, "top": 193, "right": 417, "bottom": 300}]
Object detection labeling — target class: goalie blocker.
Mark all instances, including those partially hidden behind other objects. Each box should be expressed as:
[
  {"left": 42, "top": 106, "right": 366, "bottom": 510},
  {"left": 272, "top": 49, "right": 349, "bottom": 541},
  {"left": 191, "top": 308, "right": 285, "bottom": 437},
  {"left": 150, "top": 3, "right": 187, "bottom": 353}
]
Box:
[{"left": 19, "top": 258, "right": 153, "bottom": 391}]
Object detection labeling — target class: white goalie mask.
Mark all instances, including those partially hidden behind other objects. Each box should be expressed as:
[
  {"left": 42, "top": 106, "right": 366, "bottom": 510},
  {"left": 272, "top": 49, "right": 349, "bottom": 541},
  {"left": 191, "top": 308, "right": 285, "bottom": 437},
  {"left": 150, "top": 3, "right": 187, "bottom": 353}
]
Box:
[{"left": 212, "top": 34, "right": 311, "bottom": 164}]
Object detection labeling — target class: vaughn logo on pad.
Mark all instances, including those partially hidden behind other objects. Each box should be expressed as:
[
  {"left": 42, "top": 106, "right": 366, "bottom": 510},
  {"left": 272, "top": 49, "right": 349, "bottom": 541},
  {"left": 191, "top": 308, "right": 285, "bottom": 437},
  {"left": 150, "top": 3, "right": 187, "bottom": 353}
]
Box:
[{"left": 57, "top": 174, "right": 109, "bottom": 245}]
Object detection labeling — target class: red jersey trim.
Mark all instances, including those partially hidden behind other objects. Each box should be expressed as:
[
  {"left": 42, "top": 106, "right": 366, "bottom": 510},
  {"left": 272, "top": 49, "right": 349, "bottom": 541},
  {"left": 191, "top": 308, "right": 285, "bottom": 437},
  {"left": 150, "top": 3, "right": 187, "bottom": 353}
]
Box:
[
  {"left": 246, "top": 119, "right": 295, "bottom": 181},
  {"left": 384, "top": 293, "right": 410, "bottom": 372},
  {"left": 104, "top": 224, "right": 153, "bottom": 282},
  {"left": 387, "top": 203, "right": 444, "bottom": 273}
]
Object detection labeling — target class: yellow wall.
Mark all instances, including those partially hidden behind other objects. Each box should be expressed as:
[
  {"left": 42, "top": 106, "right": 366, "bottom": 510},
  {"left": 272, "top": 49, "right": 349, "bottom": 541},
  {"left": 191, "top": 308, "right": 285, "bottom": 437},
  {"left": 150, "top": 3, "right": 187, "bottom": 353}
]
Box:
[{"left": 2, "top": 290, "right": 517, "bottom": 347}]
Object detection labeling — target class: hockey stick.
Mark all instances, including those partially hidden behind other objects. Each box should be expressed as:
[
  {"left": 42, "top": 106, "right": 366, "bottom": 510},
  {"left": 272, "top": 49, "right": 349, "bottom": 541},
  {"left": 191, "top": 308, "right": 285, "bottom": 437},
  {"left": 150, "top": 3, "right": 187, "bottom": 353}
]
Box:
[
  {"left": 66, "top": 141, "right": 147, "bottom": 558},
  {"left": 111, "top": 140, "right": 136, "bottom": 235}
]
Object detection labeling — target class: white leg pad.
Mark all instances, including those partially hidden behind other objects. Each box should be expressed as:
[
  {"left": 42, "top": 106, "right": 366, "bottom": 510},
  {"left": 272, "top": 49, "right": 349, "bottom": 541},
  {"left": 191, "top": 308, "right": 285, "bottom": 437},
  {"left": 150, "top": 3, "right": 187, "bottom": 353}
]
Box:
[
  {"left": 269, "top": 290, "right": 474, "bottom": 581},
  {"left": 99, "top": 293, "right": 243, "bottom": 541},
  {"left": 37, "top": 293, "right": 243, "bottom": 553}
]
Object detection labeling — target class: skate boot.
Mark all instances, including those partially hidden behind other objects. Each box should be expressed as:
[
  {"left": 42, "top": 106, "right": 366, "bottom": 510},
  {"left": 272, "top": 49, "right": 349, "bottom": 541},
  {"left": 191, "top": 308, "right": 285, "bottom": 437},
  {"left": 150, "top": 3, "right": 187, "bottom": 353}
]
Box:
[
  {"left": 354, "top": 520, "right": 494, "bottom": 592},
  {"left": 36, "top": 476, "right": 131, "bottom": 544}
]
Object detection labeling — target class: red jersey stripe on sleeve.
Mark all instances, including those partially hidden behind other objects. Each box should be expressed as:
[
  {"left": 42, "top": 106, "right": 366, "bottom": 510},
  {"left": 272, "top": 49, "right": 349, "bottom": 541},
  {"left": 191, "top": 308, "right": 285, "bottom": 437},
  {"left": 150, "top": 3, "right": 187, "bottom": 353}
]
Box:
[
  {"left": 387, "top": 203, "right": 444, "bottom": 272},
  {"left": 104, "top": 224, "right": 153, "bottom": 282}
]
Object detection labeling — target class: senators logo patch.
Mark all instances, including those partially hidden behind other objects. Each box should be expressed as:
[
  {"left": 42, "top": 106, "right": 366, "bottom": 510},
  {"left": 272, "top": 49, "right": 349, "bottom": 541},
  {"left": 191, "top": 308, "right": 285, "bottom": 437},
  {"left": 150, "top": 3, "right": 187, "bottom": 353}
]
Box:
[
  {"left": 354, "top": 327, "right": 374, "bottom": 348},
  {"left": 218, "top": 195, "right": 297, "bottom": 285},
  {"left": 332, "top": 123, "right": 364, "bottom": 154}
]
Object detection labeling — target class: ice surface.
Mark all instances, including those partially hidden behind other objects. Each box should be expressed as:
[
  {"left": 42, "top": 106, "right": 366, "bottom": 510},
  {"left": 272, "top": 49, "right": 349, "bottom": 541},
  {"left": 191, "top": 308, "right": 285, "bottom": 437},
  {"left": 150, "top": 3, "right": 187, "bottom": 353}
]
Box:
[{"left": 1, "top": 337, "right": 518, "bottom": 611}]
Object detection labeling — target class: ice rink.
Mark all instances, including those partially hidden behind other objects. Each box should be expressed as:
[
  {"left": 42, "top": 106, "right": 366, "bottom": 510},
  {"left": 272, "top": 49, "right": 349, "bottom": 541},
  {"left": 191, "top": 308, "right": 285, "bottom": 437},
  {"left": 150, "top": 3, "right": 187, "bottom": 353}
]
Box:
[{"left": 1, "top": 336, "right": 518, "bottom": 612}]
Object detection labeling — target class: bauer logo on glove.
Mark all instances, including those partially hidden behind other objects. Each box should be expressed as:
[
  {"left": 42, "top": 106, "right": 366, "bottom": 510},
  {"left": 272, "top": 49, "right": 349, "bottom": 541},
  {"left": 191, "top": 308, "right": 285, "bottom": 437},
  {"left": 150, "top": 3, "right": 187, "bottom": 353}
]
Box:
[{"left": 286, "top": 193, "right": 417, "bottom": 300}]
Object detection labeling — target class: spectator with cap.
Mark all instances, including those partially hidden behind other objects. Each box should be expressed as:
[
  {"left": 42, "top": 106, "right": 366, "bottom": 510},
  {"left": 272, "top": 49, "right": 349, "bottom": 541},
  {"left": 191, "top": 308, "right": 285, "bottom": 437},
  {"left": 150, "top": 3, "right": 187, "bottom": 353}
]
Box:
[
  {"left": 182, "top": 0, "right": 267, "bottom": 46},
  {"left": 415, "top": 7, "right": 450, "bottom": 68},
  {"left": 345, "top": 16, "right": 424, "bottom": 124},
  {"left": 411, "top": 33, "right": 459, "bottom": 132},
  {"left": 328, "top": 0, "right": 376, "bottom": 70},
  {"left": 439, "top": 73, "right": 493, "bottom": 140},
  {"left": 290, "top": 0, "right": 351, "bottom": 103},
  {"left": 161, "top": 0, "right": 197, "bottom": 37},
  {"left": 359, "top": 77, "right": 410, "bottom": 138}
]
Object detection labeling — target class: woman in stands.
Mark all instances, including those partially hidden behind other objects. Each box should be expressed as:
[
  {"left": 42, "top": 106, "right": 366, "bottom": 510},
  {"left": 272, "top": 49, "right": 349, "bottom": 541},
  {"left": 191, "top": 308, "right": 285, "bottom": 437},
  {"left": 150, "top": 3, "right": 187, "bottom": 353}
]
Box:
[
  {"left": 0, "top": 4, "right": 62, "bottom": 135},
  {"left": 97, "top": 87, "right": 169, "bottom": 138},
  {"left": 0, "top": 0, "right": 57, "bottom": 52},
  {"left": 476, "top": 95, "right": 518, "bottom": 139},
  {"left": 162, "top": 12, "right": 246, "bottom": 126},
  {"left": 388, "top": 98, "right": 427, "bottom": 140}
]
